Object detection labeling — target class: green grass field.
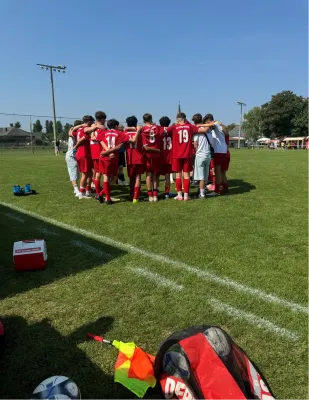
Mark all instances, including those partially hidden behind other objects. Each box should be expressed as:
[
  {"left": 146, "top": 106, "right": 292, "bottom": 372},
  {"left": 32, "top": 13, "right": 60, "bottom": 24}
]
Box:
[{"left": 0, "top": 149, "right": 307, "bottom": 399}]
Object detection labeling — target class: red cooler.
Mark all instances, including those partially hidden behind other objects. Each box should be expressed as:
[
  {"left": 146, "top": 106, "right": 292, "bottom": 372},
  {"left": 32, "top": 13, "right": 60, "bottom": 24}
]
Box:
[{"left": 13, "top": 239, "right": 47, "bottom": 271}]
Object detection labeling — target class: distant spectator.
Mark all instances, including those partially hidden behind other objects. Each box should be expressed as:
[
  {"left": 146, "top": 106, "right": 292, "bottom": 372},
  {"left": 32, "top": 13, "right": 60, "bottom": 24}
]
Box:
[{"left": 55, "top": 140, "right": 60, "bottom": 156}]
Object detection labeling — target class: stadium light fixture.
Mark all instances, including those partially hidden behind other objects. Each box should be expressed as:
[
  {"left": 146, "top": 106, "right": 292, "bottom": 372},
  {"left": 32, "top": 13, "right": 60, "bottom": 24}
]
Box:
[
  {"left": 36, "top": 63, "right": 67, "bottom": 155},
  {"left": 237, "top": 101, "right": 246, "bottom": 149}
]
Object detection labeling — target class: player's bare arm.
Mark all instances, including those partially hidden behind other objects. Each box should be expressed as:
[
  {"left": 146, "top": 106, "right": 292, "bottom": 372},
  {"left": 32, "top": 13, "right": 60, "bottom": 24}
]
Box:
[
  {"left": 84, "top": 124, "right": 98, "bottom": 134},
  {"left": 143, "top": 145, "right": 160, "bottom": 153},
  {"left": 72, "top": 123, "right": 86, "bottom": 132},
  {"left": 73, "top": 136, "right": 86, "bottom": 150}
]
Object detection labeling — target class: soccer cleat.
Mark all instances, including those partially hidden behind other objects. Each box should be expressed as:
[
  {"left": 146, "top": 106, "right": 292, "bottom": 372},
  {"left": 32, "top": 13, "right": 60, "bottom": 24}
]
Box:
[
  {"left": 198, "top": 194, "right": 206, "bottom": 198},
  {"left": 148, "top": 196, "right": 154, "bottom": 202},
  {"left": 118, "top": 180, "right": 129, "bottom": 186},
  {"left": 184, "top": 195, "right": 191, "bottom": 201},
  {"left": 153, "top": 196, "right": 158, "bottom": 202},
  {"left": 174, "top": 195, "right": 183, "bottom": 201},
  {"left": 79, "top": 193, "right": 92, "bottom": 199},
  {"left": 111, "top": 197, "right": 121, "bottom": 202},
  {"left": 132, "top": 199, "right": 139, "bottom": 204},
  {"left": 104, "top": 199, "right": 114, "bottom": 205}
]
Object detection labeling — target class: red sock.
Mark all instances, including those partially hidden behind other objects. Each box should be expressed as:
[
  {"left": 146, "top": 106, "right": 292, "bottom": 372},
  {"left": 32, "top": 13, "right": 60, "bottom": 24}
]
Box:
[
  {"left": 80, "top": 187, "right": 85, "bottom": 193},
  {"left": 222, "top": 182, "right": 228, "bottom": 191},
  {"left": 133, "top": 186, "right": 140, "bottom": 200},
  {"left": 176, "top": 178, "right": 182, "bottom": 192},
  {"left": 104, "top": 182, "right": 111, "bottom": 200},
  {"left": 184, "top": 179, "right": 190, "bottom": 194},
  {"left": 209, "top": 169, "right": 213, "bottom": 181},
  {"left": 147, "top": 190, "right": 153, "bottom": 197},
  {"left": 213, "top": 176, "right": 216, "bottom": 185},
  {"left": 165, "top": 186, "right": 170, "bottom": 194},
  {"left": 93, "top": 179, "right": 100, "bottom": 195},
  {"left": 215, "top": 183, "right": 220, "bottom": 193},
  {"left": 86, "top": 185, "right": 91, "bottom": 192}
]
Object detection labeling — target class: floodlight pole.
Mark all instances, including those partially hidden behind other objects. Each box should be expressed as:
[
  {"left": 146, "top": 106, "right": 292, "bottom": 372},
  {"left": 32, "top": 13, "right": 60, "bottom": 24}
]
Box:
[
  {"left": 237, "top": 101, "right": 246, "bottom": 149},
  {"left": 37, "top": 63, "right": 66, "bottom": 155}
]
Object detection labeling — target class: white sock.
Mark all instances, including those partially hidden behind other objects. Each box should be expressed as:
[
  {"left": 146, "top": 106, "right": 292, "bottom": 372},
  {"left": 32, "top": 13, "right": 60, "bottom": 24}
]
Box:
[
  {"left": 177, "top": 191, "right": 182, "bottom": 197},
  {"left": 184, "top": 193, "right": 189, "bottom": 199},
  {"left": 200, "top": 188, "right": 205, "bottom": 196}
]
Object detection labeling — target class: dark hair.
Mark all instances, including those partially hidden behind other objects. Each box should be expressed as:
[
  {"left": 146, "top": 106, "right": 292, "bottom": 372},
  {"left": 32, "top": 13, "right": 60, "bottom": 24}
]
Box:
[
  {"left": 143, "top": 113, "right": 153, "bottom": 123},
  {"left": 126, "top": 115, "right": 138, "bottom": 127},
  {"left": 177, "top": 112, "right": 186, "bottom": 120},
  {"left": 83, "top": 115, "right": 95, "bottom": 123},
  {"left": 192, "top": 113, "right": 203, "bottom": 125},
  {"left": 203, "top": 113, "right": 214, "bottom": 122},
  {"left": 159, "top": 116, "right": 171, "bottom": 127},
  {"left": 107, "top": 119, "right": 119, "bottom": 130},
  {"left": 74, "top": 120, "right": 83, "bottom": 126},
  {"left": 95, "top": 111, "right": 107, "bottom": 121}
]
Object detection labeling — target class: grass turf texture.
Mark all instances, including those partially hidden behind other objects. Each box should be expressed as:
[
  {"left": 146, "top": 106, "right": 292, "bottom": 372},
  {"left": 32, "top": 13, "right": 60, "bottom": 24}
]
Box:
[{"left": 0, "top": 148, "right": 307, "bottom": 399}]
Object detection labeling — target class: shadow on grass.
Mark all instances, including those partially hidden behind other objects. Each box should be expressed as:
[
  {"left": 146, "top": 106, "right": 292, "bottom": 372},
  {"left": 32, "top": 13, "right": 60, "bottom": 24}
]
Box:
[
  {"left": 0, "top": 315, "right": 138, "bottom": 398},
  {"left": 0, "top": 204, "right": 126, "bottom": 299},
  {"left": 227, "top": 179, "right": 256, "bottom": 195}
]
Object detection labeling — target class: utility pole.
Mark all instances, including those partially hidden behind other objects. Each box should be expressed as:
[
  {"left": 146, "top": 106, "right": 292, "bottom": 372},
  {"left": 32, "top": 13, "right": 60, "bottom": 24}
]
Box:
[
  {"left": 37, "top": 63, "right": 66, "bottom": 155},
  {"left": 237, "top": 101, "right": 246, "bottom": 149},
  {"left": 29, "top": 114, "right": 33, "bottom": 154}
]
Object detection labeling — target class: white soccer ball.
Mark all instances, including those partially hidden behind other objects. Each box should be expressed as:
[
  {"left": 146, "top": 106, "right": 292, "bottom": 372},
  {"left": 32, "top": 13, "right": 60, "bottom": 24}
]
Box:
[
  {"left": 32, "top": 376, "right": 81, "bottom": 399},
  {"left": 163, "top": 344, "right": 190, "bottom": 379}
]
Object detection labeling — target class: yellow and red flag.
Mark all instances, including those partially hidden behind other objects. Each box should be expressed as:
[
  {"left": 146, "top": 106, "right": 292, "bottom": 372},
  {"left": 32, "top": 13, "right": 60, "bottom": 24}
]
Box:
[{"left": 88, "top": 334, "right": 156, "bottom": 398}]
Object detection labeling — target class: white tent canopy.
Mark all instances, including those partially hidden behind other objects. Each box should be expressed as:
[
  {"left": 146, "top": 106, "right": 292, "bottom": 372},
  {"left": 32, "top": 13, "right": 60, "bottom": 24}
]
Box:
[{"left": 257, "top": 137, "right": 270, "bottom": 143}]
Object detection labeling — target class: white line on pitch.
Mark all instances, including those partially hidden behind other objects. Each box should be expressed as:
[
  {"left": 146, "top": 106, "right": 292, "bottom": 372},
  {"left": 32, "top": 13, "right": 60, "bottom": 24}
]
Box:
[
  {"left": 3, "top": 212, "right": 25, "bottom": 222},
  {"left": 71, "top": 239, "right": 111, "bottom": 258},
  {"left": 128, "top": 267, "right": 183, "bottom": 291},
  {"left": 0, "top": 201, "right": 307, "bottom": 315},
  {"left": 209, "top": 298, "right": 299, "bottom": 341},
  {"left": 38, "top": 228, "right": 60, "bottom": 236}
]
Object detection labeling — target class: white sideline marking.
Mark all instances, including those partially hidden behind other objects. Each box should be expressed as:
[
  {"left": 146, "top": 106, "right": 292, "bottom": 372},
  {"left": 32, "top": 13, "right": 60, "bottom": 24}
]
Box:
[
  {"left": 129, "top": 267, "right": 183, "bottom": 291},
  {"left": 209, "top": 298, "right": 299, "bottom": 341},
  {"left": 38, "top": 228, "right": 60, "bottom": 236},
  {"left": 0, "top": 201, "right": 307, "bottom": 315},
  {"left": 71, "top": 239, "right": 111, "bottom": 258},
  {"left": 3, "top": 212, "right": 24, "bottom": 222}
]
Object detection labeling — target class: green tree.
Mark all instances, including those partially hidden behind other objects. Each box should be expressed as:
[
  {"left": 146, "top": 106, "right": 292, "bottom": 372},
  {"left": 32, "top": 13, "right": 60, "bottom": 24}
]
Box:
[
  {"left": 45, "top": 120, "right": 50, "bottom": 133},
  {"left": 63, "top": 123, "right": 73, "bottom": 140},
  {"left": 291, "top": 98, "right": 308, "bottom": 137},
  {"left": 33, "top": 120, "right": 43, "bottom": 132},
  {"left": 226, "top": 123, "right": 236, "bottom": 132},
  {"left": 9, "top": 123, "right": 13, "bottom": 127},
  {"left": 48, "top": 121, "right": 54, "bottom": 135},
  {"left": 242, "top": 107, "right": 264, "bottom": 141},
  {"left": 14, "top": 121, "right": 21, "bottom": 128},
  {"left": 262, "top": 90, "right": 304, "bottom": 138},
  {"left": 56, "top": 120, "right": 63, "bottom": 135}
]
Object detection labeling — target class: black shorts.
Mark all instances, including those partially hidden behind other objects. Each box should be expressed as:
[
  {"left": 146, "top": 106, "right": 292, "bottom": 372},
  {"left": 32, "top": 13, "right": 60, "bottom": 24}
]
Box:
[{"left": 118, "top": 152, "right": 126, "bottom": 167}]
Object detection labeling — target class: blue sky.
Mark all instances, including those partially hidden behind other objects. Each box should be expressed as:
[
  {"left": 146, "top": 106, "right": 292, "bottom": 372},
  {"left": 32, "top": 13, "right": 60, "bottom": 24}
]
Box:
[{"left": 0, "top": 0, "right": 307, "bottom": 129}]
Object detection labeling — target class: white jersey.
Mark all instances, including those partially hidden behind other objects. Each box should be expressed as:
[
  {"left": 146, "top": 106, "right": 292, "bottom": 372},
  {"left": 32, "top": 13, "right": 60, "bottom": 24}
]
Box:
[{"left": 209, "top": 123, "right": 227, "bottom": 154}]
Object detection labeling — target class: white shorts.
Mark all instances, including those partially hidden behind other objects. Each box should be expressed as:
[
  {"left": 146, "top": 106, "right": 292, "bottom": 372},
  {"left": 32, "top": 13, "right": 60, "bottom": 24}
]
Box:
[
  {"left": 194, "top": 154, "right": 211, "bottom": 181},
  {"left": 66, "top": 156, "right": 79, "bottom": 181}
]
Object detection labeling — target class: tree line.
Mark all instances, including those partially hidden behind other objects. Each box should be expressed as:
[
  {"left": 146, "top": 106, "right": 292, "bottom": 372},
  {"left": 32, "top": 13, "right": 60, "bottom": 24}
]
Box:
[
  {"left": 9, "top": 119, "right": 73, "bottom": 141},
  {"left": 242, "top": 90, "right": 308, "bottom": 141}
]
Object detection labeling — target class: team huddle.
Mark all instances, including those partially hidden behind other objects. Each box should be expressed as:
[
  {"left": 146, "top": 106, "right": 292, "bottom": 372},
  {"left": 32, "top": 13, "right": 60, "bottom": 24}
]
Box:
[{"left": 65, "top": 111, "right": 230, "bottom": 204}]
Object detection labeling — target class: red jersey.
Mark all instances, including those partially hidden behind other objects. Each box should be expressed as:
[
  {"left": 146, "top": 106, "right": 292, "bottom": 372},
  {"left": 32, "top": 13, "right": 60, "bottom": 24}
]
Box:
[
  {"left": 74, "top": 127, "right": 90, "bottom": 158},
  {"left": 160, "top": 127, "right": 172, "bottom": 164},
  {"left": 124, "top": 129, "right": 144, "bottom": 165},
  {"left": 90, "top": 129, "right": 102, "bottom": 160},
  {"left": 97, "top": 129, "right": 128, "bottom": 161},
  {"left": 141, "top": 124, "right": 161, "bottom": 159},
  {"left": 166, "top": 123, "right": 199, "bottom": 159}
]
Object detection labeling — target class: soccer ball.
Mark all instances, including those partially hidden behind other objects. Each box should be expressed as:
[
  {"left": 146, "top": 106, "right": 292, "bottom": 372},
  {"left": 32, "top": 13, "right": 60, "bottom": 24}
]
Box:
[
  {"left": 32, "top": 376, "right": 81, "bottom": 399},
  {"left": 163, "top": 344, "right": 190, "bottom": 379},
  {"left": 203, "top": 326, "right": 231, "bottom": 358}
]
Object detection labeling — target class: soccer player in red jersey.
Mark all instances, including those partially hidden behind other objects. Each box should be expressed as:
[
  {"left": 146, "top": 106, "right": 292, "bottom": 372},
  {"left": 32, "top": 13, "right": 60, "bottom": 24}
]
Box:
[
  {"left": 159, "top": 116, "right": 172, "bottom": 199},
  {"left": 90, "top": 111, "right": 106, "bottom": 197},
  {"left": 123, "top": 116, "right": 144, "bottom": 203},
  {"left": 140, "top": 113, "right": 161, "bottom": 202},
  {"left": 97, "top": 119, "right": 129, "bottom": 205},
  {"left": 165, "top": 112, "right": 214, "bottom": 200},
  {"left": 72, "top": 115, "right": 95, "bottom": 199}
]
